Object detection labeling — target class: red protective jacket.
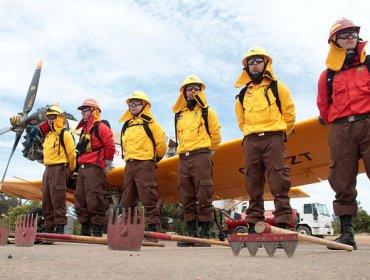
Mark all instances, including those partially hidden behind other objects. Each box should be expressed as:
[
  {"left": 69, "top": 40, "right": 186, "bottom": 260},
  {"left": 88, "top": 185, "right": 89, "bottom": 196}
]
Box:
[
  {"left": 77, "top": 121, "right": 115, "bottom": 169},
  {"left": 317, "top": 42, "right": 370, "bottom": 124}
]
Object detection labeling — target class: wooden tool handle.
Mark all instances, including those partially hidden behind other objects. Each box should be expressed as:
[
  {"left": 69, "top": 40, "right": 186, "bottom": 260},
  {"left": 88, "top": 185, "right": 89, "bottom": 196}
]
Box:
[
  {"left": 255, "top": 222, "right": 353, "bottom": 252},
  {"left": 145, "top": 232, "right": 230, "bottom": 247}
]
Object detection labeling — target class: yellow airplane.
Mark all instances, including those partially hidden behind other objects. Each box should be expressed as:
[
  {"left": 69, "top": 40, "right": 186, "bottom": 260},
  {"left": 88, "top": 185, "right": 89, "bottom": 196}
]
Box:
[{"left": 1, "top": 62, "right": 364, "bottom": 206}]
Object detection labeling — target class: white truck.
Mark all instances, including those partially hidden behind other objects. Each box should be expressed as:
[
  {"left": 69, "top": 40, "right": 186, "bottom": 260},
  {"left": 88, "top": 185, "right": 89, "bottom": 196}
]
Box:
[{"left": 295, "top": 202, "right": 334, "bottom": 237}]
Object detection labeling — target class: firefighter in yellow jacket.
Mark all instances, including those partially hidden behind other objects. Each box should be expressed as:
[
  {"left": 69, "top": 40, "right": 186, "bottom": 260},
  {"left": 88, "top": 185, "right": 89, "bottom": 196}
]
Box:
[
  {"left": 119, "top": 91, "right": 167, "bottom": 233},
  {"left": 234, "top": 47, "right": 296, "bottom": 233},
  {"left": 38, "top": 105, "right": 76, "bottom": 234},
  {"left": 173, "top": 75, "right": 221, "bottom": 246}
]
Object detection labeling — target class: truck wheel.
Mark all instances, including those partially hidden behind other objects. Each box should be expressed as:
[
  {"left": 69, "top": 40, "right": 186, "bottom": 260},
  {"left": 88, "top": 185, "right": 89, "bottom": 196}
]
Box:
[
  {"left": 234, "top": 226, "right": 248, "bottom": 234},
  {"left": 297, "top": 226, "right": 311, "bottom": 236}
]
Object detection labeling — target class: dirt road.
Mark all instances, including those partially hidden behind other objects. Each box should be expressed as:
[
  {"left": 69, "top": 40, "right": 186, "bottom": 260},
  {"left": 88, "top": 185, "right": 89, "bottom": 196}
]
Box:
[{"left": 1, "top": 235, "right": 370, "bottom": 280}]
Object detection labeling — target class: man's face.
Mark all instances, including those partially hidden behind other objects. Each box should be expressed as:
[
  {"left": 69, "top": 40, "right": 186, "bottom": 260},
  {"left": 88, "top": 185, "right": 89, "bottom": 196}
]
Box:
[
  {"left": 247, "top": 56, "right": 265, "bottom": 74},
  {"left": 128, "top": 99, "right": 144, "bottom": 116},
  {"left": 185, "top": 83, "right": 201, "bottom": 100},
  {"left": 336, "top": 29, "right": 358, "bottom": 49},
  {"left": 80, "top": 107, "right": 91, "bottom": 121}
]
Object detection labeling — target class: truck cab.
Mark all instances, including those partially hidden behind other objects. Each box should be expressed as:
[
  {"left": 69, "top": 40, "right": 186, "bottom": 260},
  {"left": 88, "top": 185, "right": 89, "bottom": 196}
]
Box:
[{"left": 296, "top": 202, "right": 334, "bottom": 237}]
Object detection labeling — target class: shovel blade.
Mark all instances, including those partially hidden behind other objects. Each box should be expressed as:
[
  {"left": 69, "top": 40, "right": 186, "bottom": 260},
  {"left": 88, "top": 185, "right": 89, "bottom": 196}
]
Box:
[
  {"left": 107, "top": 207, "right": 145, "bottom": 251},
  {"left": 15, "top": 214, "right": 38, "bottom": 247},
  {"left": 0, "top": 216, "right": 10, "bottom": 246}
]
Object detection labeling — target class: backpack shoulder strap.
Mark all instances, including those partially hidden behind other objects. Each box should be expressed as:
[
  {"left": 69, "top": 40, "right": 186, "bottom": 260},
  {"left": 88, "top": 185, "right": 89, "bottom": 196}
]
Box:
[
  {"left": 174, "top": 112, "right": 181, "bottom": 146},
  {"left": 120, "top": 121, "right": 130, "bottom": 159},
  {"left": 93, "top": 121, "right": 102, "bottom": 142},
  {"left": 365, "top": 55, "right": 370, "bottom": 72},
  {"left": 58, "top": 128, "right": 68, "bottom": 156},
  {"left": 142, "top": 121, "right": 156, "bottom": 153},
  {"left": 326, "top": 69, "right": 336, "bottom": 104},
  {"left": 236, "top": 81, "right": 252, "bottom": 107},
  {"left": 269, "top": 80, "right": 281, "bottom": 114}
]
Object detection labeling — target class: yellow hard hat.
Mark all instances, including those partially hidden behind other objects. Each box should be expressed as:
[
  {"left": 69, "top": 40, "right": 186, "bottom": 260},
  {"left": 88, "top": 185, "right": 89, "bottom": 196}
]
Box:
[
  {"left": 179, "top": 75, "right": 206, "bottom": 93},
  {"left": 242, "top": 47, "right": 273, "bottom": 67},
  {"left": 126, "top": 90, "right": 151, "bottom": 108},
  {"left": 46, "top": 105, "right": 63, "bottom": 116}
]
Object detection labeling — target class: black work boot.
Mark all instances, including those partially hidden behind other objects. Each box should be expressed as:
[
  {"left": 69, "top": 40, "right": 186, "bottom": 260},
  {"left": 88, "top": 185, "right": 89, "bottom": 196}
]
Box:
[
  {"left": 144, "top": 224, "right": 159, "bottom": 243},
  {"left": 177, "top": 220, "right": 198, "bottom": 247},
  {"left": 42, "top": 227, "right": 54, "bottom": 233},
  {"left": 80, "top": 223, "right": 91, "bottom": 236},
  {"left": 327, "top": 215, "right": 357, "bottom": 250},
  {"left": 248, "top": 223, "right": 256, "bottom": 234},
  {"left": 195, "top": 221, "right": 211, "bottom": 247},
  {"left": 55, "top": 224, "right": 65, "bottom": 234},
  {"left": 92, "top": 224, "right": 103, "bottom": 237}
]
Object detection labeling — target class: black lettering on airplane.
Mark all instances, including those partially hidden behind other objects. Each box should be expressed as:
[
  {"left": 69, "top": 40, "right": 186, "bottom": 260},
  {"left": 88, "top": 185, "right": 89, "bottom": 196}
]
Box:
[{"left": 286, "top": 152, "right": 312, "bottom": 165}]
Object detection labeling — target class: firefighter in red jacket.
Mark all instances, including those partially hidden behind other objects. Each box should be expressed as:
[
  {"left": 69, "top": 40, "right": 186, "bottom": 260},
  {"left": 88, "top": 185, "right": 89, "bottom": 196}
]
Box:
[
  {"left": 39, "top": 105, "right": 76, "bottom": 234},
  {"left": 75, "top": 98, "right": 115, "bottom": 237},
  {"left": 317, "top": 18, "right": 370, "bottom": 250}
]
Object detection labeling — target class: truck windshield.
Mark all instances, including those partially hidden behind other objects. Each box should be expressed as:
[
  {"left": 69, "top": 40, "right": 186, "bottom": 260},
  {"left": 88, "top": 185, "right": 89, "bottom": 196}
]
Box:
[{"left": 317, "top": 203, "right": 330, "bottom": 217}]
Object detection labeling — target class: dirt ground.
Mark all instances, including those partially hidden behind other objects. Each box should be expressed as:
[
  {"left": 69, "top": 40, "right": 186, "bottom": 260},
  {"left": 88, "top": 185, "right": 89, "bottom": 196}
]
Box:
[{"left": 1, "top": 234, "right": 370, "bottom": 280}]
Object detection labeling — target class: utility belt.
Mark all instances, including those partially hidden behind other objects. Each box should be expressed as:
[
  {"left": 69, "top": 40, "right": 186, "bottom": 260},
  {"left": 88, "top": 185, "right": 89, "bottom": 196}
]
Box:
[
  {"left": 333, "top": 113, "right": 370, "bottom": 124},
  {"left": 45, "top": 163, "right": 67, "bottom": 168},
  {"left": 245, "top": 131, "right": 283, "bottom": 140},
  {"left": 179, "top": 148, "right": 210, "bottom": 160},
  {"left": 79, "top": 164, "right": 101, "bottom": 170},
  {"left": 126, "top": 159, "right": 154, "bottom": 163}
]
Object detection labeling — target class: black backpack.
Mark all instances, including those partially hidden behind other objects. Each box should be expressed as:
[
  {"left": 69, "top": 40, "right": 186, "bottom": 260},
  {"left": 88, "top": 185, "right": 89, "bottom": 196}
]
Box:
[{"left": 326, "top": 55, "right": 370, "bottom": 104}]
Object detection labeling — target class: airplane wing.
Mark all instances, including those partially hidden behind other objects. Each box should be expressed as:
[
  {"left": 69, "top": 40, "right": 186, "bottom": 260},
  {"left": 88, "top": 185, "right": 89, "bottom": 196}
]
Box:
[{"left": 3, "top": 117, "right": 358, "bottom": 205}]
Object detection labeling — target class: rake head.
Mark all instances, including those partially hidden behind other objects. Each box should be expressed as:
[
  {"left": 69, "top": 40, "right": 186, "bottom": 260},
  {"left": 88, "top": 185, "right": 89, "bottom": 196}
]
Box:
[
  {"left": 15, "top": 213, "right": 38, "bottom": 247},
  {"left": 107, "top": 207, "right": 145, "bottom": 251},
  {"left": 0, "top": 216, "right": 10, "bottom": 246},
  {"left": 228, "top": 233, "right": 298, "bottom": 257}
]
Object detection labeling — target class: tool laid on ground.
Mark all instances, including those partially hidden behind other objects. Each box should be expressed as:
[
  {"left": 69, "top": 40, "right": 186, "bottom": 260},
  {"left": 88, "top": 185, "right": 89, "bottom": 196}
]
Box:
[
  {"left": 15, "top": 213, "right": 38, "bottom": 247},
  {"left": 228, "top": 233, "right": 298, "bottom": 257},
  {"left": 255, "top": 222, "right": 353, "bottom": 252},
  {"left": 0, "top": 216, "right": 10, "bottom": 246},
  {"left": 107, "top": 207, "right": 230, "bottom": 250}
]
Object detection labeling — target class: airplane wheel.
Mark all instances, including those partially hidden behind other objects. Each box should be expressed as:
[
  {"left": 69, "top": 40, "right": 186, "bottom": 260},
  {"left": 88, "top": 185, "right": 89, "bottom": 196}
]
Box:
[{"left": 297, "top": 226, "right": 311, "bottom": 236}]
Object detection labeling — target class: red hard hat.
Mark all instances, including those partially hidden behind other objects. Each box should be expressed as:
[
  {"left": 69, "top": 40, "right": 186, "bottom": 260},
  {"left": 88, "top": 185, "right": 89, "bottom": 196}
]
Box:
[
  {"left": 328, "top": 18, "right": 360, "bottom": 43},
  {"left": 77, "top": 98, "right": 101, "bottom": 112}
]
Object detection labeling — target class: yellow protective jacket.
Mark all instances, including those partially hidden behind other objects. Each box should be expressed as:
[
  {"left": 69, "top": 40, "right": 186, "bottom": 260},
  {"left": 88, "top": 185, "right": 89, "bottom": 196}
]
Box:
[
  {"left": 172, "top": 91, "right": 221, "bottom": 154},
  {"left": 119, "top": 106, "right": 167, "bottom": 161},
  {"left": 234, "top": 66, "right": 295, "bottom": 136},
  {"left": 42, "top": 115, "right": 76, "bottom": 172}
]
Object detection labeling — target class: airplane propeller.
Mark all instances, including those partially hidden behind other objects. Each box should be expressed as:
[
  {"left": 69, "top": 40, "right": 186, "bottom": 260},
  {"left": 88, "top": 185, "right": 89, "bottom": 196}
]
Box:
[{"left": 0, "top": 61, "right": 43, "bottom": 184}]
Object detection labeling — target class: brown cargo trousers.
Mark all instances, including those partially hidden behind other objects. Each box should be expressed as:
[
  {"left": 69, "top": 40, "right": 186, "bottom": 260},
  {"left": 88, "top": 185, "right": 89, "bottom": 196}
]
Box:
[
  {"left": 328, "top": 118, "right": 370, "bottom": 216},
  {"left": 243, "top": 133, "right": 292, "bottom": 224},
  {"left": 178, "top": 152, "right": 214, "bottom": 222},
  {"left": 42, "top": 164, "right": 68, "bottom": 227},
  {"left": 121, "top": 160, "right": 160, "bottom": 225},
  {"left": 75, "top": 165, "right": 106, "bottom": 225}
]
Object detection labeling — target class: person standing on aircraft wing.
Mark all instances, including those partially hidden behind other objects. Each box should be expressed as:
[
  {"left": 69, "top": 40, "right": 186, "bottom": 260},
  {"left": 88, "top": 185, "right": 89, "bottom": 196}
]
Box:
[
  {"left": 118, "top": 91, "right": 167, "bottom": 238},
  {"left": 75, "top": 98, "right": 115, "bottom": 237},
  {"left": 234, "top": 47, "right": 296, "bottom": 234},
  {"left": 317, "top": 18, "right": 370, "bottom": 250},
  {"left": 38, "top": 105, "right": 76, "bottom": 234},
  {"left": 173, "top": 75, "right": 221, "bottom": 247}
]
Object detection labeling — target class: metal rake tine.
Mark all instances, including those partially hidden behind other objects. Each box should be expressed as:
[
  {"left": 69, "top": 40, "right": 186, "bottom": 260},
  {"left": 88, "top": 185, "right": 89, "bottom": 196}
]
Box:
[
  {"left": 245, "top": 242, "right": 261, "bottom": 257},
  {"left": 127, "top": 207, "right": 131, "bottom": 225},
  {"left": 133, "top": 207, "right": 138, "bottom": 225},
  {"left": 230, "top": 242, "right": 244, "bottom": 256},
  {"left": 263, "top": 242, "right": 278, "bottom": 257},
  {"left": 282, "top": 241, "right": 298, "bottom": 258},
  {"left": 108, "top": 209, "right": 113, "bottom": 226},
  {"left": 140, "top": 207, "right": 145, "bottom": 226}
]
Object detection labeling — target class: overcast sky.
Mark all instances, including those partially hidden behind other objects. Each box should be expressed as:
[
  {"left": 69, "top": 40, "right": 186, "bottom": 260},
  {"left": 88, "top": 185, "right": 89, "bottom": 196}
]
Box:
[{"left": 1, "top": 0, "right": 369, "bottom": 213}]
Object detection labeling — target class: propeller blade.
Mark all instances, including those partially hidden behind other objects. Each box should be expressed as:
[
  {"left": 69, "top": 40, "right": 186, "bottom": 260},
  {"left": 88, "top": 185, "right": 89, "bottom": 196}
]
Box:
[
  {"left": 0, "top": 127, "right": 11, "bottom": 136},
  {"left": 23, "top": 61, "right": 43, "bottom": 114},
  {"left": 1, "top": 130, "right": 24, "bottom": 184}
]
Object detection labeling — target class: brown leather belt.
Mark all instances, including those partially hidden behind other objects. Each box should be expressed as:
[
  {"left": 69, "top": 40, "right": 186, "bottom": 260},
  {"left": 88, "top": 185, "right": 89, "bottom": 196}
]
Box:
[
  {"left": 245, "top": 131, "right": 283, "bottom": 140},
  {"left": 333, "top": 113, "right": 370, "bottom": 124},
  {"left": 45, "top": 163, "right": 66, "bottom": 168},
  {"left": 79, "top": 164, "right": 99, "bottom": 169},
  {"left": 179, "top": 148, "right": 210, "bottom": 160}
]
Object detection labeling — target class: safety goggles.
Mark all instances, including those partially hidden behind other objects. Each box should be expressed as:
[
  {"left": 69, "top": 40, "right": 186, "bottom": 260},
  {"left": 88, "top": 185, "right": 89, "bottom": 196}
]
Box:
[
  {"left": 247, "top": 58, "right": 265, "bottom": 65},
  {"left": 81, "top": 108, "right": 91, "bottom": 113},
  {"left": 337, "top": 32, "right": 358, "bottom": 40},
  {"left": 46, "top": 114, "right": 57, "bottom": 120},
  {"left": 129, "top": 100, "right": 143, "bottom": 107},
  {"left": 186, "top": 86, "right": 201, "bottom": 92}
]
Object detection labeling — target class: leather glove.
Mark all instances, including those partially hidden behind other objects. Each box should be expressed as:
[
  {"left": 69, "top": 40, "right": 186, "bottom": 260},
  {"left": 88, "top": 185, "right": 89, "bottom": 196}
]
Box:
[{"left": 104, "top": 159, "right": 113, "bottom": 172}]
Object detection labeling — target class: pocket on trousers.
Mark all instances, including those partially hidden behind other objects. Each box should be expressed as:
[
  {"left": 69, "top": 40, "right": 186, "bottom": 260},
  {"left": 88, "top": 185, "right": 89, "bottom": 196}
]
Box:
[
  {"left": 56, "top": 185, "right": 66, "bottom": 191},
  {"left": 142, "top": 181, "right": 158, "bottom": 189},
  {"left": 199, "top": 178, "right": 213, "bottom": 186},
  {"left": 273, "top": 164, "right": 290, "bottom": 175}
]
